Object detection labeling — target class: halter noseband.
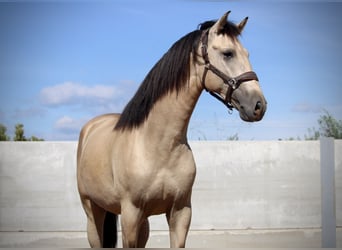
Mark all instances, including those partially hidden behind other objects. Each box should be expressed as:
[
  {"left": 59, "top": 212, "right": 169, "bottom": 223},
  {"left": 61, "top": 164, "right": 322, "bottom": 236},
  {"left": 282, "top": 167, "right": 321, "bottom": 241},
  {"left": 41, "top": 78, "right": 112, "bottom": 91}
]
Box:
[{"left": 200, "top": 29, "right": 259, "bottom": 111}]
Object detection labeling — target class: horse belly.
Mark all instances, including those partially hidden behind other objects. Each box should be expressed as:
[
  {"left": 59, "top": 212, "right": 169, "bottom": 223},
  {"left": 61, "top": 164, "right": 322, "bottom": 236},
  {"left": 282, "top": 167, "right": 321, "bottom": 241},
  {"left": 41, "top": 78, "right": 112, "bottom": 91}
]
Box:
[{"left": 79, "top": 149, "right": 121, "bottom": 211}]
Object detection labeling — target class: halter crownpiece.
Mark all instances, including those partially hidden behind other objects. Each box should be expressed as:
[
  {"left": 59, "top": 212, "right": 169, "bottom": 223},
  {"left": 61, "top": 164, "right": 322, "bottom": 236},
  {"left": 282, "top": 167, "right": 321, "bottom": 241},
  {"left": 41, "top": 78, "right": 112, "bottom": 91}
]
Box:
[{"left": 200, "top": 29, "right": 259, "bottom": 111}]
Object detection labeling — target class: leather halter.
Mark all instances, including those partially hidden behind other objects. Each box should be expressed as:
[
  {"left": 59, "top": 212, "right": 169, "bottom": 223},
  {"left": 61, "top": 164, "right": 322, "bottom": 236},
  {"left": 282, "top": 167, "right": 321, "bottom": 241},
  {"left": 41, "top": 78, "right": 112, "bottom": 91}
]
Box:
[{"left": 200, "top": 29, "right": 259, "bottom": 111}]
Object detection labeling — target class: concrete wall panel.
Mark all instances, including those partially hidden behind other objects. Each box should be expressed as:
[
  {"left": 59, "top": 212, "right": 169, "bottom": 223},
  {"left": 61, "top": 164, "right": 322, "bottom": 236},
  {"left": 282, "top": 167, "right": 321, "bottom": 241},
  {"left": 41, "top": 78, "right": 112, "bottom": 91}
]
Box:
[{"left": 0, "top": 141, "right": 341, "bottom": 232}]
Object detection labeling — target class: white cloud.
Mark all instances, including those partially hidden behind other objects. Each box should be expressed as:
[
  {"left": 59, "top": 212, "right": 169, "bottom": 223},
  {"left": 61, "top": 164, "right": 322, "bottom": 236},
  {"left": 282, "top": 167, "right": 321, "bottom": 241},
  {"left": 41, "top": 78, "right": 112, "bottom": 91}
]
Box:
[
  {"left": 39, "top": 80, "right": 138, "bottom": 115},
  {"left": 54, "top": 115, "right": 86, "bottom": 134},
  {"left": 40, "top": 82, "right": 119, "bottom": 106},
  {"left": 291, "top": 102, "right": 322, "bottom": 113}
]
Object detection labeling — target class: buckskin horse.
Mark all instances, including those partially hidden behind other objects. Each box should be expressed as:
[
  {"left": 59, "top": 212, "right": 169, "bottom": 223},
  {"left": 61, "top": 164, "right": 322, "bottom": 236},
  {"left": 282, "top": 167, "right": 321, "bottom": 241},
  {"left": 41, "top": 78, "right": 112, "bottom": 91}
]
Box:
[{"left": 77, "top": 11, "right": 267, "bottom": 248}]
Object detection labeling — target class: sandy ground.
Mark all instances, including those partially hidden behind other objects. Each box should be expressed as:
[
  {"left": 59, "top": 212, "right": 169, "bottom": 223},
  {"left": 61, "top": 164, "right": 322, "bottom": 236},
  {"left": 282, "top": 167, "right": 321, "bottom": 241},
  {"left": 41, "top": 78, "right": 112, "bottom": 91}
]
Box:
[{"left": 1, "top": 228, "right": 341, "bottom": 248}]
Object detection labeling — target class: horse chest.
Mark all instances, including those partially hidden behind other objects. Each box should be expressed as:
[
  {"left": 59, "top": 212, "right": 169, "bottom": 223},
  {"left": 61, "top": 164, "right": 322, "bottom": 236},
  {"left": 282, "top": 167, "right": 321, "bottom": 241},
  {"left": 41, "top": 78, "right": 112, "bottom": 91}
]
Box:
[
  {"left": 138, "top": 170, "right": 194, "bottom": 215},
  {"left": 127, "top": 161, "right": 196, "bottom": 215}
]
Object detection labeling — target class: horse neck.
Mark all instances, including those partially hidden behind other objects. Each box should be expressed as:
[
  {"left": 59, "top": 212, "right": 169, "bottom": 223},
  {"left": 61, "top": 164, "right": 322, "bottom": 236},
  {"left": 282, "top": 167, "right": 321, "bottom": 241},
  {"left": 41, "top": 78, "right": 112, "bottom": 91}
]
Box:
[{"left": 141, "top": 72, "right": 202, "bottom": 148}]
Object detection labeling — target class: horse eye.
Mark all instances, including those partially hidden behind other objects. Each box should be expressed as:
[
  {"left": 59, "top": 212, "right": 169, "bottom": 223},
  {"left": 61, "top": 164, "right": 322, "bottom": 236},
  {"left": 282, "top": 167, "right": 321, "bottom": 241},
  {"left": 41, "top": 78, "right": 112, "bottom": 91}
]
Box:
[{"left": 223, "top": 51, "right": 234, "bottom": 59}]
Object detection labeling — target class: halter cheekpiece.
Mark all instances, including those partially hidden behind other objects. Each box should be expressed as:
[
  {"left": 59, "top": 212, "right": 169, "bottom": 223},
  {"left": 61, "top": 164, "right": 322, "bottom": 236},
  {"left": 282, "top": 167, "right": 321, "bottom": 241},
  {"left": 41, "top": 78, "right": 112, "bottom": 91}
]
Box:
[{"left": 200, "top": 29, "right": 259, "bottom": 111}]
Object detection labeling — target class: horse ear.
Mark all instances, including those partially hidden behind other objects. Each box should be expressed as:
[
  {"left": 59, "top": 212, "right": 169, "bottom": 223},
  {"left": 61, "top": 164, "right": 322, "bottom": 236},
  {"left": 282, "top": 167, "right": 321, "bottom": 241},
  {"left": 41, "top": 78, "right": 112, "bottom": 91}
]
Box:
[
  {"left": 238, "top": 17, "right": 248, "bottom": 33},
  {"left": 211, "top": 11, "right": 231, "bottom": 33}
]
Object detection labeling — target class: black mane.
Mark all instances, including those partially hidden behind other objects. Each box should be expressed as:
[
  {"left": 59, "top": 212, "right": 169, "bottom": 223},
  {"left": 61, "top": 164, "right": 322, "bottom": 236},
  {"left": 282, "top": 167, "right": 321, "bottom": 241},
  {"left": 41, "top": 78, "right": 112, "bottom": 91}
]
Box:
[{"left": 114, "top": 20, "right": 240, "bottom": 131}]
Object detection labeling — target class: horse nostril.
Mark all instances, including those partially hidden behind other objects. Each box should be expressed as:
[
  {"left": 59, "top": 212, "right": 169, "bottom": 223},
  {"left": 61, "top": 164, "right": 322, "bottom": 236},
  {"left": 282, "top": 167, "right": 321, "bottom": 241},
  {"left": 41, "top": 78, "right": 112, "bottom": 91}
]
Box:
[
  {"left": 255, "top": 101, "right": 262, "bottom": 111},
  {"left": 253, "top": 101, "right": 262, "bottom": 117}
]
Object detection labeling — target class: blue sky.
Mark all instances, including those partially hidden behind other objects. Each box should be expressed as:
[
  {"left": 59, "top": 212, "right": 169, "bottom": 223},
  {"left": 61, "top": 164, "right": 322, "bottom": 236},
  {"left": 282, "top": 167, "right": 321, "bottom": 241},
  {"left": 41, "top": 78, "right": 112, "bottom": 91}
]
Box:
[{"left": 1, "top": 1, "right": 341, "bottom": 140}]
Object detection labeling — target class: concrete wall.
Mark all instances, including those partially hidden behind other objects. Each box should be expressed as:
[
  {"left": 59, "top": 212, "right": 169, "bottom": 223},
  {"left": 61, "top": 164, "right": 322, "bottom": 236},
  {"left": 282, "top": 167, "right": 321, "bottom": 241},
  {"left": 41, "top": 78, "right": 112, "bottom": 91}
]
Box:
[
  {"left": 0, "top": 141, "right": 341, "bottom": 232},
  {"left": 0, "top": 142, "right": 80, "bottom": 231}
]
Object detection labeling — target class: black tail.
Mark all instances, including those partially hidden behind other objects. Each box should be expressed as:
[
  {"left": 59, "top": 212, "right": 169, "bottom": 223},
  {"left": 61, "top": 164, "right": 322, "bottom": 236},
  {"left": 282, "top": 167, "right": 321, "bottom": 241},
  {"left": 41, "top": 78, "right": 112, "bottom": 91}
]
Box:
[{"left": 103, "top": 212, "right": 118, "bottom": 248}]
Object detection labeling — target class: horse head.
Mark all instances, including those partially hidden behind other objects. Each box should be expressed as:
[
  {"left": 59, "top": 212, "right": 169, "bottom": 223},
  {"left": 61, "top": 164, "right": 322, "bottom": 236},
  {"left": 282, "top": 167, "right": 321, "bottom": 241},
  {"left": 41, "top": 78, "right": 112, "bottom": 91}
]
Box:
[{"left": 199, "top": 11, "right": 267, "bottom": 122}]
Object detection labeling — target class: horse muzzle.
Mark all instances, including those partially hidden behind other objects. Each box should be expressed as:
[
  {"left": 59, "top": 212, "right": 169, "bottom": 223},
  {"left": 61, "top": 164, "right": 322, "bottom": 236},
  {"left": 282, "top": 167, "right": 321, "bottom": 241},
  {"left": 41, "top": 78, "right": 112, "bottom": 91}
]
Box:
[{"left": 232, "top": 93, "right": 267, "bottom": 122}]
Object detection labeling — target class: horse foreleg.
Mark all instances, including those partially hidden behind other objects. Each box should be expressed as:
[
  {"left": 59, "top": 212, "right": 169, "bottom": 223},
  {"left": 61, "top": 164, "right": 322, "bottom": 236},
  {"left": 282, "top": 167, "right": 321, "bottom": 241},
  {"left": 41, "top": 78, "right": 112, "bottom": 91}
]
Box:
[
  {"left": 120, "top": 202, "right": 145, "bottom": 247},
  {"left": 167, "top": 204, "right": 192, "bottom": 248}
]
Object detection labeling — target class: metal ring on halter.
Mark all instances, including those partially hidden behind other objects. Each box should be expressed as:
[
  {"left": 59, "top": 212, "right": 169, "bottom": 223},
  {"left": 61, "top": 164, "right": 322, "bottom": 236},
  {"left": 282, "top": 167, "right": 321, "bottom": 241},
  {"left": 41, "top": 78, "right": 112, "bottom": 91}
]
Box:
[{"left": 228, "top": 78, "right": 238, "bottom": 89}]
